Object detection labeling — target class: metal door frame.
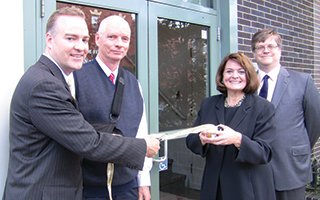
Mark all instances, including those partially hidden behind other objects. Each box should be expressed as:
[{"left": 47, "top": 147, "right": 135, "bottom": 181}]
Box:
[{"left": 147, "top": 1, "right": 219, "bottom": 198}]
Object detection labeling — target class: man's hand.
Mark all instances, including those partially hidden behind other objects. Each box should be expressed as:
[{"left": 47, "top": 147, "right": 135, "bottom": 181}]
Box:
[
  {"left": 144, "top": 136, "right": 160, "bottom": 158},
  {"left": 139, "top": 186, "right": 151, "bottom": 200}
]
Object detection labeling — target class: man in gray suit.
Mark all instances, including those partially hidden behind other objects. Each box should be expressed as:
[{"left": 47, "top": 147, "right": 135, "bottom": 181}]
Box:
[
  {"left": 252, "top": 28, "right": 320, "bottom": 200},
  {"left": 3, "top": 7, "right": 160, "bottom": 200}
]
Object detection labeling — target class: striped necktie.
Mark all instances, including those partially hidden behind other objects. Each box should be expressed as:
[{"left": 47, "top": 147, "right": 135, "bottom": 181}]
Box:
[{"left": 109, "top": 73, "right": 115, "bottom": 84}]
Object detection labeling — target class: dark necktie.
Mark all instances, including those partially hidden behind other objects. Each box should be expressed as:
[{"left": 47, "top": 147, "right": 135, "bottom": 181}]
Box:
[
  {"left": 109, "top": 73, "right": 115, "bottom": 84},
  {"left": 259, "top": 75, "right": 269, "bottom": 99}
]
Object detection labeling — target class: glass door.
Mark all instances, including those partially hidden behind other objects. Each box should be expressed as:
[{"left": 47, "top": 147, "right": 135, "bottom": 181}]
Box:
[
  {"left": 158, "top": 19, "right": 208, "bottom": 131},
  {"left": 148, "top": 2, "right": 219, "bottom": 199}
]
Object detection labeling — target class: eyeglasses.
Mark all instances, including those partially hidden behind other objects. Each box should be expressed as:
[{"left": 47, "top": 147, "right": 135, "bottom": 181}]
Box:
[{"left": 255, "top": 45, "right": 278, "bottom": 52}]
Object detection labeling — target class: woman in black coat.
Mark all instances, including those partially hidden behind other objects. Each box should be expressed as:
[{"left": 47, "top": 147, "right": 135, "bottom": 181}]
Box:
[{"left": 186, "top": 53, "right": 276, "bottom": 200}]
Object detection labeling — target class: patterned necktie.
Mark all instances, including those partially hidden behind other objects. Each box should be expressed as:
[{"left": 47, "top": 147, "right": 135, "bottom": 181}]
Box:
[
  {"left": 109, "top": 73, "right": 115, "bottom": 84},
  {"left": 259, "top": 75, "right": 269, "bottom": 99},
  {"left": 67, "top": 78, "right": 75, "bottom": 99}
]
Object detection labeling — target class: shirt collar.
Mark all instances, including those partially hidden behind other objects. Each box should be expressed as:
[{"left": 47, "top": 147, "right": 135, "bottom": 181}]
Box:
[
  {"left": 96, "top": 56, "right": 119, "bottom": 81},
  {"left": 258, "top": 64, "right": 281, "bottom": 82}
]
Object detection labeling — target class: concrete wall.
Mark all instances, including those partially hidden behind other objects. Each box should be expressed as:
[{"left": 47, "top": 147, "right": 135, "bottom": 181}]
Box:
[{"left": 0, "top": 0, "right": 24, "bottom": 197}]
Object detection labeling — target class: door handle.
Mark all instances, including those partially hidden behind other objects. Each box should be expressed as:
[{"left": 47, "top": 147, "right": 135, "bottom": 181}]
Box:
[{"left": 153, "top": 138, "right": 168, "bottom": 163}]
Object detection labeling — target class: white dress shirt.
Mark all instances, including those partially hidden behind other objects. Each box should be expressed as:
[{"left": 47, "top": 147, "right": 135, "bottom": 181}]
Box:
[{"left": 258, "top": 64, "right": 281, "bottom": 102}]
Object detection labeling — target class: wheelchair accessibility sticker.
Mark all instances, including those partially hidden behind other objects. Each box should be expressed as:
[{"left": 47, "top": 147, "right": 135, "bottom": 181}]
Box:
[{"left": 159, "top": 159, "right": 168, "bottom": 171}]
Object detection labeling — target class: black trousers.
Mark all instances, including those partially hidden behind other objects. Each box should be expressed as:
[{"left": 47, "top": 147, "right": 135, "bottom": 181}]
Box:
[
  {"left": 276, "top": 186, "right": 305, "bottom": 200},
  {"left": 83, "top": 186, "right": 139, "bottom": 200}
]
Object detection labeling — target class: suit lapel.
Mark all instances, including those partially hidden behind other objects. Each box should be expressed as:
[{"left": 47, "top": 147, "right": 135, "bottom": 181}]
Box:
[
  {"left": 39, "top": 55, "right": 68, "bottom": 87},
  {"left": 271, "top": 67, "right": 290, "bottom": 109},
  {"left": 215, "top": 96, "right": 225, "bottom": 124},
  {"left": 228, "top": 94, "right": 251, "bottom": 129},
  {"left": 39, "top": 55, "right": 79, "bottom": 109},
  {"left": 215, "top": 94, "right": 251, "bottom": 129}
]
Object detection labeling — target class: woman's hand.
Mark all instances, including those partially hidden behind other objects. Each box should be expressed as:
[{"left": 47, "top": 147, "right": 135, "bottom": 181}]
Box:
[
  {"left": 199, "top": 124, "right": 242, "bottom": 149},
  {"left": 199, "top": 131, "right": 208, "bottom": 146}
]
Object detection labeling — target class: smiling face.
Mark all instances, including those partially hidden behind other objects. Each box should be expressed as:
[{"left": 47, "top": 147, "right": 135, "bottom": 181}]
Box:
[
  {"left": 253, "top": 35, "right": 282, "bottom": 73},
  {"left": 96, "top": 16, "right": 131, "bottom": 70},
  {"left": 46, "top": 15, "right": 89, "bottom": 75},
  {"left": 223, "top": 59, "right": 247, "bottom": 95}
]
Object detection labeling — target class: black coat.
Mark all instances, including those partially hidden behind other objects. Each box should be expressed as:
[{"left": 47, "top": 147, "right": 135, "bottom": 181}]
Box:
[{"left": 186, "top": 93, "right": 276, "bottom": 200}]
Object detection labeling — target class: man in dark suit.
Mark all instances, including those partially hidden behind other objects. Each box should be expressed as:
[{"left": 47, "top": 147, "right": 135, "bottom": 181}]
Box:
[
  {"left": 252, "top": 28, "right": 320, "bottom": 200},
  {"left": 74, "top": 15, "right": 152, "bottom": 200},
  {"left": 2, "top": 7, "right": 160, "bottom": 200}
]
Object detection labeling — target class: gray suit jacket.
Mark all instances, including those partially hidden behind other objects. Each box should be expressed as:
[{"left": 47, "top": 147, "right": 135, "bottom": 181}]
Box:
[
  {"left": 270, "top": 66, "right": 320, "bottom": 191},
  {"left": 3, "top": 55, "right": 146, "bottom": 200}
]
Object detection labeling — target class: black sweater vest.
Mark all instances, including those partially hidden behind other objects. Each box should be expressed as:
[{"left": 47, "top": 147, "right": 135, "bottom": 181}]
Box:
[{"left": 74, "top": 59, "right": 143, "bottom": 193}]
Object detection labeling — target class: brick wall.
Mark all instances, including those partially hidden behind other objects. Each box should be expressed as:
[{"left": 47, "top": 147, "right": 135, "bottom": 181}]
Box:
[
  {"left": 237, "top": 0, "right": 320, "bottom": 91},
  {"left": 237, "top": 0, "right": 320, "bottom": 155}
]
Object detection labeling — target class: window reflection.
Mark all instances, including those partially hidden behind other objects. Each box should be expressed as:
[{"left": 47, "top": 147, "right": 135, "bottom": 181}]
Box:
[
  {"left": 158, "top": 18, "right": 209, "bottom": 132},
  {"left": 56, "top": 2, "right": 137, "bottom": 75}
]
